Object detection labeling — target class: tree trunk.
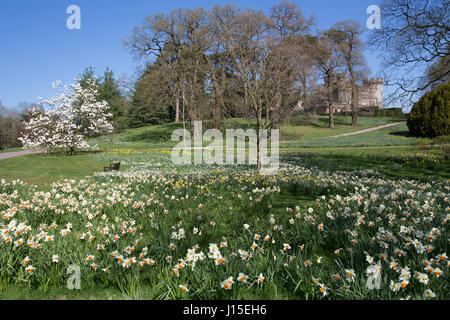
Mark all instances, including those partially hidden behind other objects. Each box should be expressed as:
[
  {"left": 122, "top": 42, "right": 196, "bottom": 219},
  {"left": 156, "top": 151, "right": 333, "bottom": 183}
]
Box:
[
  {"left": 210, "top": 67, "right": 224, "bottom": 130},
  {"left": 351, "top": 110, "right": 357, "bottom": 127},
  {"left": 329, "top": 103, "right": 335, "bottom": 128},
  {"left": 257, "top": 132, "right": 263, "bottom": 171},
  {"left": 214, "top": 104, "right": 220, "bottom": 129},
  {"left": 351, "top": 81, "right": 358, "bottom": 127},
  {"left": 348, "top": 62, "right": 358, "bottom": 126},
  {"left": 212, "top": 81, "right": 222, "bottom": 130},
  {"left": 271, "top": 115, "right": 280, "bottom": 131},
  {"left": 175, "top": 88, "right": 180, "bottom": 123},
  {"left": 256, "top": 105, "right": 263, "bottom": 171},
  {"left": 326, "top": 72, "right": 335, "bottom": 128},
  {"left": 270, "top": 92, "right": 282, "bottom": 140},
  {"left": 182, "top": 81, "right": 188, "bottom": 125},
  {"left": 257, "top": 129, "right": 263, "bottom": 171}
]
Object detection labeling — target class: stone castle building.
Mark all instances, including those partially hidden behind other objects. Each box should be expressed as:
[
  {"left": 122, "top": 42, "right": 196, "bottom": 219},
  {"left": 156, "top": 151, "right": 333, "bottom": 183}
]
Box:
[{"left": 320, "top": 75, "right": 383, "bottom": 114}]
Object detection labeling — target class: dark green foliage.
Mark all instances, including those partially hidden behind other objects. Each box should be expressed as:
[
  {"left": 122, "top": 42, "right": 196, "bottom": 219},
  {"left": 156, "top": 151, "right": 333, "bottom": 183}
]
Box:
[
  {"left": 407, "top": 82, "right": 450, "bottom": 138},
  {"left": 112, "top": 116, "right": 130, "bottom": 133},
  {"left": 0, "top": 103, "right": 23, "bottom": 150},
  {"left": 78, "top": 67, "right": 98, "bottom": 88},
  {"left": 376, "top": 108, "right": 406, "bottom": 118},
  {"left": 99, "top": 68, "right": 130, "bottom": 131},
  {"left": 129, "top": 64, "right": 172, "bottom": 128}
]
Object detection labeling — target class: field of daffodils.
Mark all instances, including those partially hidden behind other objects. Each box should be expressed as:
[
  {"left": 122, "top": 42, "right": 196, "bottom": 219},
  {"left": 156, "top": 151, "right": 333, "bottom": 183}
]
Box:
[{"left": 0, "top": 151, "right": 448, "bottom": 299}]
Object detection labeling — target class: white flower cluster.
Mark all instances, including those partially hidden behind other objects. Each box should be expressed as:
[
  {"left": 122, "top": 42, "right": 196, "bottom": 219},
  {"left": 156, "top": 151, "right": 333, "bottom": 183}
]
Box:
[{"left": 19, "top": 78, "right": 113, "bottom": 154}]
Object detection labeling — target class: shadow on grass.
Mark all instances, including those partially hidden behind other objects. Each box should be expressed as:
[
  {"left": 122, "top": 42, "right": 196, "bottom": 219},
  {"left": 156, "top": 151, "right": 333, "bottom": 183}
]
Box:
[
  {"left": 282, "top": 152, "right": 450, "bottom": 182},
  {"left": 271, "top": 188, "right": 316, "bottom": 212},
  {"left": 315, "top": 116, "right": 351, "bottom": 127},
  {"left": 125, "top": 122, "right": 185, "bottom": 143},
  {"left": 124, "top": 120, "right": 260, "bottom": 144},
  {"left": 389, "top": 131, "right": 412, "bottom": 137}
]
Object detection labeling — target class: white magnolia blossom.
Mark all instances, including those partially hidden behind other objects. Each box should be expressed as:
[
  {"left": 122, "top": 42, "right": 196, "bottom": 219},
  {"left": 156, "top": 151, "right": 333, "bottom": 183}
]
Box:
[{"left": 19, "top": 78, "right": 113, "bottom": 154}]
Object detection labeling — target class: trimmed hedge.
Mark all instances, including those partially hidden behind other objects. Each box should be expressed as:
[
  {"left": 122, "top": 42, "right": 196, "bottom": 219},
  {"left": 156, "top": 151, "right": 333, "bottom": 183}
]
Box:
[
  {"left": 376, "top": 108, "right": 406, "bottom": 117},
  {"left": 407, "top": 82, "right": 450, "bottom": 138}
]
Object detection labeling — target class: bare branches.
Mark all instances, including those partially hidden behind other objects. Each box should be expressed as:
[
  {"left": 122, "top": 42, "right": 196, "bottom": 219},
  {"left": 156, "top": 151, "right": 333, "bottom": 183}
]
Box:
[
  {"left": 124, "top": 2, "right": 328, "bottom": 132},
  {"left": 268, "top": 0, "right": 316, "bottom": 39},
  {"left": 368, "top": 0, "right": 449, "bottom": 107}
]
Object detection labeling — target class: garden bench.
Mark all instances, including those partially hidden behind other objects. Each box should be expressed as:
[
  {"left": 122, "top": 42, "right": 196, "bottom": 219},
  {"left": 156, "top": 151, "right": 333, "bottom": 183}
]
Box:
[{"left": 104, "top": 161, "right": 121, "bottom": 172}]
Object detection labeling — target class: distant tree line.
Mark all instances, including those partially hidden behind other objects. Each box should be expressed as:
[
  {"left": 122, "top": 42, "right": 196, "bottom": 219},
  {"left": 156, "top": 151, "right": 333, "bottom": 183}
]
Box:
[{"left": 0, "top": 102, "right": 39, "bottom": 150}]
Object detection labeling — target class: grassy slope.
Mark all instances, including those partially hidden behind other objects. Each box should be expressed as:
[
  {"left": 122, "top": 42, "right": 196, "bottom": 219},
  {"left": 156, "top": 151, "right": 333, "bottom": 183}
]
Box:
[
  {"left": 0, "top": 153, "right": 107, "bottom": 186},
  {"left": 280, "top": 115, "right": 405, "bottom": 140},
  {"left": 282, "top": 123, "right": 418, "bottom": 148},
  {"left": 91, "top": 116, "right": 412, "bottom": 150}
]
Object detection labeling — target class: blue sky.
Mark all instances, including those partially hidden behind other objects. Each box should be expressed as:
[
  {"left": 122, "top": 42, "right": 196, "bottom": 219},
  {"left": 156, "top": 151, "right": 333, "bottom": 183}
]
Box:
[{"left": 0, "top": 0, "right": 382, "bottom": 110}]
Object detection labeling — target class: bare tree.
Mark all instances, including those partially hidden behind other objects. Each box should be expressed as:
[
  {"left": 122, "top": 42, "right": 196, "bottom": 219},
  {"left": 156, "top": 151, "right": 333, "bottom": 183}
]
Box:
[
  {"left": 368, "top": 0, "right": 449, "bottom": 107},
  {"left": 0, "top": 102, "right": 6, "bottom": 149},
  {"left": 268, "top": 0, "right": 316, "bottom": 39},
  {"left": 288, "top": 34, "right": 321, "bottom": 116},
  {"left": 316, "top": 35, "right": 345, "bottom": 128},
  {"left": 262, "top": 37, "right": 300, "bottom": 132},
  {"left": 207, "top": 5, "right": 240, "bottom": 129},
  {"left": 221, "top": 9, "right": 270, "bottom": 169},
  {"left": 326, "top": 21, "right": 368, "bottom": 127},
  {"left": 267, "top": 1, "right": 316, "bottom": 129},
  {"left": 222, "top": 8, "right": 304, "bottom": 169},
  {"left": 125, "top": 8, "right": 210, "bottom": 130}
]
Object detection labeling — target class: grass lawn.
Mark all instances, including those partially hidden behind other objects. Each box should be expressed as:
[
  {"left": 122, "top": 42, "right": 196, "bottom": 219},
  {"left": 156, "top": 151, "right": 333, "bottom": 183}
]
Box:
[
  {"left": 0, "top": 145, "right": 447, "bottom": 187},
  {"left": 0, "top": 153, "right": 109, "bottom": 186},
  {"left": 0, "top": 147, "right": 22, "bottom": 153},
  {"left": 281, "top": 123, "right": 422, "bottom": 148},
  {"left": 280, "top": 115, "right": 406, "bottom": 140}
]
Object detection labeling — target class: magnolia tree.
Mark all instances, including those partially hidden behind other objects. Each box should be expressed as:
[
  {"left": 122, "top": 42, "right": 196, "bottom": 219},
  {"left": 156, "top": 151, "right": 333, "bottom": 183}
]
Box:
[{"left": 19, "top": 79, "right": 113, "bottom": 155}]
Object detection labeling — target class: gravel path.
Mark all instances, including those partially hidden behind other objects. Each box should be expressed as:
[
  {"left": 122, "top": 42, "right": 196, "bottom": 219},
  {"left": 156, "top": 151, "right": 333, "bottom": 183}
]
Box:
[
  {"left": 326, "top": 122, "right": 406, "bottom": 138},
  {"left": 0, "top": 149, "right": 42, "bottom": 161}
]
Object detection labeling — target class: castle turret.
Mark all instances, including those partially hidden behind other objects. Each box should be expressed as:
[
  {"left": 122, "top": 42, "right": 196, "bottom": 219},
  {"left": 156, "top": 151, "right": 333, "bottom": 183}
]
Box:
[
  {"left": 360, "top": 78, "right": 383, "bottom": 109},
  {"left": 370, "top": 78, "right": 383, "bottom": 109}
]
